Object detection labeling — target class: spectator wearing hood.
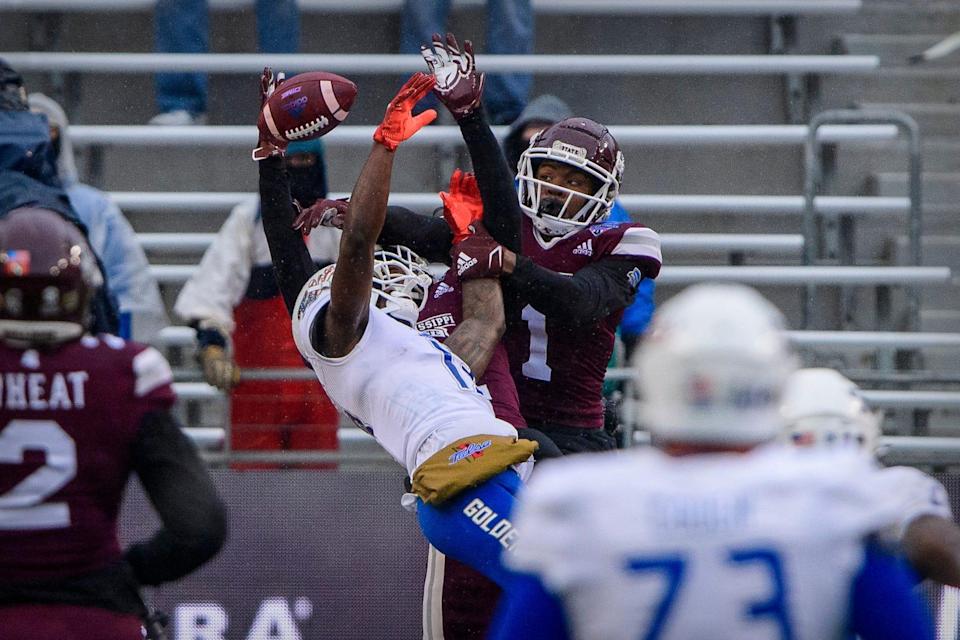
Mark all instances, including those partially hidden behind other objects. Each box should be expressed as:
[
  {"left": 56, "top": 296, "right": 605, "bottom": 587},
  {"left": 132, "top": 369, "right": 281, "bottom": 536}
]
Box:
[
  {"left": 174, "top": 138, "right": 340, "bottom": 467},
  {"left": 504, "top": 95, "right": 656, "bottom": 354},
  {"left": 0, "top": 60, "right": 119, "bottom": 335},
  {"left": 29, "top": 94, "right": 169, "bottom": 342}
]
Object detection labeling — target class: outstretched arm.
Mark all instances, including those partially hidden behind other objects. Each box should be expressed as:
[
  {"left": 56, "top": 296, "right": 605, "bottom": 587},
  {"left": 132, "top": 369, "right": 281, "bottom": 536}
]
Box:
[
  {"left": 902, "top": 515, "right": 960, "bottom": 588},
  {"left": 422, "top": 32, "right": 523, "bottom": 253},
  {"left": 322, "top": 73, "right": 437, "bottom": 357},
  {"left": 253, "top": 68, "right": 317, "bottom": 315},
  {"left": 259, "top": 156, "right": 316, "bottom": 315},
  {"left": 445, "top": 278, "right": 505, "bottom": 379}
]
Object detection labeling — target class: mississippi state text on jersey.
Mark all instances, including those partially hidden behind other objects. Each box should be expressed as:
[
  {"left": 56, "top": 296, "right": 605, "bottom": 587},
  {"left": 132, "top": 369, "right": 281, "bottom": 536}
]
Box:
[
  {"left": 505, "top": 216, "right": 661, "bottom": 428},
  {"left": 0, "top": 335, "right": 174, "bottom": 582}
]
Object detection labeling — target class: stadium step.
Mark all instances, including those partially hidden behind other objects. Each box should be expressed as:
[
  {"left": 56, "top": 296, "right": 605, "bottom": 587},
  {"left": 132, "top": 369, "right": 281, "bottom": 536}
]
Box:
[
  {"left": 837, "top": 33, "right": 957, "bottom": 65},
  {"left": 855, "top": 102, "right": 960, "bottom": 136},
  {"left": 870, "top": 171, "right": 960, "bottom": 201},
  {"left": 821, "top": 71, "right": 960, "bottom": 106},
  {"left": 921, "top": 309, "right": 960, "bottom": 334}
]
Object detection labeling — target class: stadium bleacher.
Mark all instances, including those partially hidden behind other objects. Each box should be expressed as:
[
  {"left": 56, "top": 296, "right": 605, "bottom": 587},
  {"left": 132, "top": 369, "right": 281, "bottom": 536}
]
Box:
[{"left": 6, "top": 0, "right": 960, "bottom": 636}]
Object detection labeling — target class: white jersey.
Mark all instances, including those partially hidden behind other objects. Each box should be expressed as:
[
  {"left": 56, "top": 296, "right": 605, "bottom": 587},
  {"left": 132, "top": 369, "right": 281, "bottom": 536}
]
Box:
[
  {"left": 292, "top": 272, "right": 518, "bottom": 475},
  {"left": 508, "top": 446, "right": 911, "bottom": 640},
  {"left": 881, "top": 464, "right": 952, "bottom": 539}
]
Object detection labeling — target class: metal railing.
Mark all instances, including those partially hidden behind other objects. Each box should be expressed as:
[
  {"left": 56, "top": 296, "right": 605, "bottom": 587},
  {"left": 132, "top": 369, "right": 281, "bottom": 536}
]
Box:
[
  {"left": 150, "top": 264, "right": 951, "bottom": 286},
  {"left": 157, "top": 327, "right": 960, "bottom": 350},
  {"left": 2, "top": 52, "right": 881, "bottom": 75},
  {"left": 803, "top": 109, "right": 924, "bottom": 330},
  {"left": 0, "top": 0, "right": 864, "bottom": 15},
  {"left": 71, "top": 124, "right": 901, "bottom": 147},
  {"left": 111, "top": 191, "right": 910, "bottom": 216},
  {"left": 180, "top": 428, "right": 960, "bottom": 468},
  {"left": 136, "top": 232, "right": 804, "bottom": 256}
]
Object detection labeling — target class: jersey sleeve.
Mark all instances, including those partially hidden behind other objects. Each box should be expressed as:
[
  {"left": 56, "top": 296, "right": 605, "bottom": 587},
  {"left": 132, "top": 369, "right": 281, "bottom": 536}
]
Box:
[
  {"left": 595, "top": 223, "right": 662, "bottom": 279},
  {"left": 879, "top": 465, "right": 953, "bottom": 539},
  {"left": 507, "top": 461, "right": 600, "bottom": 591},
  {"left": 291, "top": 267, "right": 334, "bottom": 362},
  {"left": 130, "top": 345, "right": 175, "bottom": 411}
]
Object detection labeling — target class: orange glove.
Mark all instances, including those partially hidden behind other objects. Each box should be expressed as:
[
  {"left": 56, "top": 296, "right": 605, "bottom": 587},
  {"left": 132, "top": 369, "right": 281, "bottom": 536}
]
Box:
[
  {"left": 440, "top": 169, "right": 483, "bottom": 243},
  {"left": 373, "top": 72, "right": 438, "bottom": 151}
]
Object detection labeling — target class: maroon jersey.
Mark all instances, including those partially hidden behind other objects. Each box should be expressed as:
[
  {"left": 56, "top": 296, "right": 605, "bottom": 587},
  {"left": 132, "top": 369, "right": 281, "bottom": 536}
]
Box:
[
  {"left": 417, "top": 270, "right": 526, "bottom": 429},
  {"left": 505, "top": 217, "right": 661, "bottom": 428},
  {"left": 0, "top": 334, "right": 175, "bottom": 583}
]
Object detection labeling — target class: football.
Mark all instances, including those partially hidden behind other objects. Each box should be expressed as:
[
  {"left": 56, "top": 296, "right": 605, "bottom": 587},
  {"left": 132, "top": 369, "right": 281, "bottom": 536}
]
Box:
[{"left": 258, "top": 71, "right": 357, "bottom": 144}]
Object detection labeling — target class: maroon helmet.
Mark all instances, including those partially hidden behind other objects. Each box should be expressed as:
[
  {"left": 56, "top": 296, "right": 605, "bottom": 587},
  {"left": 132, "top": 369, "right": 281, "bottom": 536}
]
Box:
[
  {"left": 0, "top": 207, "right": 101, "bottom": 346},
  {"left": 517, "top": 117, "right": 624, "bottom": 237}
]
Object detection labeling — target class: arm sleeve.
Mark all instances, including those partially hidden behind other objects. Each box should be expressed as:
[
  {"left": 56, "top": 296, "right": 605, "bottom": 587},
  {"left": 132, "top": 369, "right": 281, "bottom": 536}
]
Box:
[
  {"left": 125, "top": 411, "right": 227, "bottom": 586},
  {"left": 508, "top": 256, "right": 640, "bottom": 327},
  {"left": 618, "top": 277, "right": 656, "bottom": 339},
  {"left": 457, "top": 110, "right": 524, "bottom": 253},
  {"left": 258, "top": 155, "right": 317, "bottom": 316},
  {"left": 488, "top": 573, "right": 571, "bottom": 640},
  {"left": 379, "top": 205, "right": 452, "bottom": 264},
  {"left": 848, "top": 542, "right": 934, "bottom": 640}
]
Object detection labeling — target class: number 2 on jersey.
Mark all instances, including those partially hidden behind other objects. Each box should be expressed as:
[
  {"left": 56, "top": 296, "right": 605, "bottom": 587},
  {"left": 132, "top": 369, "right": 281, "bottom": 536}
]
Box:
[
  {"left": 625, "top": 546, "right": 793, "bottom": 640},
  {"left": 521, "top": 305, "right": 551, "bottom": 382},
  {"left": 0, "top": 420, "right": 77, "bottom": 530}
]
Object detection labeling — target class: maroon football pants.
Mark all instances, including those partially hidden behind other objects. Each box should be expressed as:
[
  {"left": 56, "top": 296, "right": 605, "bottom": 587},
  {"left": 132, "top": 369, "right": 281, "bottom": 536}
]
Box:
[{"left": 423, "top": 546, "right": 501, "bottom": 639}]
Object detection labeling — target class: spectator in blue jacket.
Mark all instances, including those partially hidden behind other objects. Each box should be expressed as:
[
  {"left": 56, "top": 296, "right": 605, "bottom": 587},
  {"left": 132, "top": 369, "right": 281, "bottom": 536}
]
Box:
[{"left": 30, "top": 94, "right": 168, "bottom": 341}]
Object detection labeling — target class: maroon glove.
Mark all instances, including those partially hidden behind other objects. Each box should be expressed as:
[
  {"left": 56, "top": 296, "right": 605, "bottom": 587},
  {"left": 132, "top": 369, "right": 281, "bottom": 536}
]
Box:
[
  {"left": 420, "top": 32, "right": 485, "bottom": 121},
  {"left": 451, "top": 223, "right": 510, "bottom": 280},
  {"left": 253, "top": 66, "right": 288, "bottom": 161},
  {"left": 293, "top": 198, "right": 349, "bottom": 233}
]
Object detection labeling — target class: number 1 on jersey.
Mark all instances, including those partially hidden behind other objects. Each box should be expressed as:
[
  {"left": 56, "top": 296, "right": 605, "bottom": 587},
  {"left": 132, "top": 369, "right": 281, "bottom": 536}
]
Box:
[{"left": 521, "top": 305, "right": 551, "bottom": 382}]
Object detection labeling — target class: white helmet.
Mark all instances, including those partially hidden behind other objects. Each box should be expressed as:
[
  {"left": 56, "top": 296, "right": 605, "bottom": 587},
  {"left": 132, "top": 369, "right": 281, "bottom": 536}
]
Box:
[
  {"left": 635, "top": 283, "right": 797, "bottom": 446},
  {"left": 780, "top": 368, "right": 881, "bottom": 451},
  {"left": 297, "top": 246, "right": 432, "bottom": 328},
  {"left": 370, "top": 245, "right": 433, "bottom": 326}
]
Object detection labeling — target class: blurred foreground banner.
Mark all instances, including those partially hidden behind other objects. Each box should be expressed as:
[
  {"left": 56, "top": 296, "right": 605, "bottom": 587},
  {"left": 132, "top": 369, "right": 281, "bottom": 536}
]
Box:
[
  {"left": 122, "top": 468, "right": 960, "bottom": 640},
  {"left": 121, "top": 469, "right": 426, "bottom": 640}
]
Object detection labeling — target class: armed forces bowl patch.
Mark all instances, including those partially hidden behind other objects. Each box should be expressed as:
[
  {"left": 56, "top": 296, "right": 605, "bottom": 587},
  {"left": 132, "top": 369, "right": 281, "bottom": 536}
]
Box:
[{"left": 448, "top": 439, "right": 493, "bottom": 465}]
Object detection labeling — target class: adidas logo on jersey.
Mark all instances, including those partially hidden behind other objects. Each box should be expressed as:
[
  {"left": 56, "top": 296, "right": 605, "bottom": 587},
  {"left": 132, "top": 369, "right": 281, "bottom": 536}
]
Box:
[
  {"left": 456, "top": 252, "right": 478, "bottom": 276},
  {"left": 433, "top": 282, "right": 455, "bottom": 299},
  {"left": 573, "top": 239, "right": 593, "bottom": 256}
]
